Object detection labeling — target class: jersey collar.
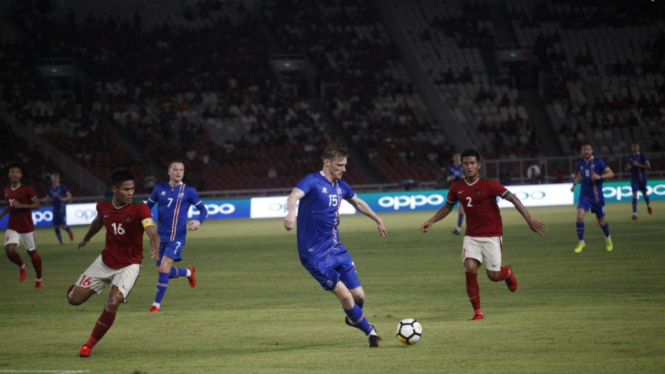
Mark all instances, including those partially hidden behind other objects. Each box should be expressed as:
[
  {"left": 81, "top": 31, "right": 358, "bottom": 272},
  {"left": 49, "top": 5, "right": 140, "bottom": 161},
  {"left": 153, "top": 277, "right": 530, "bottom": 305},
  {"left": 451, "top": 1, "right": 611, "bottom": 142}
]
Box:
[{"left": 463, "top": 177, "right": 480, "bottom": 186}]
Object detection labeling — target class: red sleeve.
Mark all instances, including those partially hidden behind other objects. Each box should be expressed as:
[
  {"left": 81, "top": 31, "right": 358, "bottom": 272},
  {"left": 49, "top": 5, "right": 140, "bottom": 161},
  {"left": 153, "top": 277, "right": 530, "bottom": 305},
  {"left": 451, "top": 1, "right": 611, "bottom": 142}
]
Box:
[
  {"left": 446, "top": 184, "right": 458, "bottom": 204},
  {"left": 490, "top": 180, "right": 509, "bottom": 198},
  {"left": 138, "top": 203, "right": 153, "bottom": 220}
]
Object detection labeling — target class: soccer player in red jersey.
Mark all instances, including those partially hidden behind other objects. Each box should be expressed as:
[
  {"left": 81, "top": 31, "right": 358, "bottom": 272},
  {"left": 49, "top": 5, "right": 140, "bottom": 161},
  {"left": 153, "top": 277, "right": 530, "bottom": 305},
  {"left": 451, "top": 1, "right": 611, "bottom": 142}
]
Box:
[
  {"left": 67, "top": 170, "right": 160, "bottom": 357},
  {"left": 421, "top": 149, "right": 547, "bottom": 321},
  {"left": 1, "top": 165, "right": 43, "bottom": 288}
]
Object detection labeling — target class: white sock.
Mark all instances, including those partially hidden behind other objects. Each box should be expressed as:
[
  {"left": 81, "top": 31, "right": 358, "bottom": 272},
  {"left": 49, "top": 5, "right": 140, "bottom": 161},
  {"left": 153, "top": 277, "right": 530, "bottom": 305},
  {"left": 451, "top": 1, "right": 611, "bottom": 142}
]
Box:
[
  {"left": 186, "top": 269, "right": 192, "bottom": 277},
  {"left": 152, "top": 302, "right": 160, "bottom": 308}
]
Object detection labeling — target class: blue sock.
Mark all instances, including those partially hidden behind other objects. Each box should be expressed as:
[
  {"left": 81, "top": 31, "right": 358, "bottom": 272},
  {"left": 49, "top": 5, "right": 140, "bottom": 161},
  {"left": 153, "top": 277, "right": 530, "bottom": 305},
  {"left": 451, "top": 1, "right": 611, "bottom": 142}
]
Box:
[
  {"left": 169, "top": 267, "right": 188, "bottom": 279},
  {"left": 457, "top": 213, "right": 464, "bottom": 229},
  {"left": 576, "top": 222, "right": 585, "bottom": 241},
  {"left": 64, "top": 226, "right": 72, "bottom": 234},
  {"left": 54, "top": 228, "right": 62, "bottom": 243},
  {"left": 601, "top": 222, "right": 610, "bottom": 237},
  {"left": 343, "top": 304, "right": 373, "bottom": 335},
  {"left": 632, "top": 198, "right": 637, "bottom": 214},
  {"left": 357, "top": 301, "right": 364, "bottom": 310},
  {"left": 154, "top": 272, "right": 170, "bottom": 304},
  {"left": 644, "top": 193, "right": 650, "bottom": 206}
]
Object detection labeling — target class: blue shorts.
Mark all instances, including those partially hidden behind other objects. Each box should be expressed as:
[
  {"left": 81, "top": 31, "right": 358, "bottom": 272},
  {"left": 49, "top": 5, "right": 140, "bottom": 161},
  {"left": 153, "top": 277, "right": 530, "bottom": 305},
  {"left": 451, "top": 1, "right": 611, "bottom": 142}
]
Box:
[
  {"left": 52, "top": 214, "right": 67, "bottom": 226},
  {"left": 300, "top": 243, "right": 361, "bottom": 291},
  {"left": 631, "top": 179, "right": 647, "bottom": 194},
  {"left": 577, "top": 196, "right": 605, "bottom": 219},
  {"left": 156, "top": 240, "right": 185, "bottom": 266}
]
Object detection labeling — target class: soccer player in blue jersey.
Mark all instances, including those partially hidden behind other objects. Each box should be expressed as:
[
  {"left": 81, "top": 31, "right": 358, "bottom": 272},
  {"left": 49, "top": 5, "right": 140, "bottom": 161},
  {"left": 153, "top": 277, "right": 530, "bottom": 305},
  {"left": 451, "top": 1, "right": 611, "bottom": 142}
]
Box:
[
  {"left": 146, "top": 160, "right": 208, "bottom": 312},
  {"left": 284, "top": 144, "right": 387, "bottom": 348},
  {"left": 625, "top": 143, "right": 652, "bottom": 220},
  {"left": 42, "top": 172, "right": 74, "bottom": 245},
  {"left": 570, "top": 143, "right": 614, "bottom": 253},
  {"left": 447, "top": 152, "right": 465, "bottom": 235}
]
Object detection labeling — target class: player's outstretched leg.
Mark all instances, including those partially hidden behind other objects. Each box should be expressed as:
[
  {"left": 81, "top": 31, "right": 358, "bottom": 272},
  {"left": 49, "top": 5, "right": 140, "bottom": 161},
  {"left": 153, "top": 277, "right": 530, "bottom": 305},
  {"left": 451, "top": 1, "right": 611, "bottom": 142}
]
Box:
[
  {"left": 26, "top": 250, "right": 42, "bottom": 286},
  {"left": 80, "top": 287, "right": 123, "bottom": 357},
  {"left": 465, "top": 271, "right": 483, "bottom": 320}
]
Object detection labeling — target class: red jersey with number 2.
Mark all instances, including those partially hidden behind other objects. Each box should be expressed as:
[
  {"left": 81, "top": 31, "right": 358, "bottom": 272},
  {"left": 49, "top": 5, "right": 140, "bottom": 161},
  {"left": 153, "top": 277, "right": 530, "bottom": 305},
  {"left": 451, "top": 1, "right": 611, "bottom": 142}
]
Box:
[
  {"left": 4, "top": 185, "right": 37, "bottom": 233},
  {"left": 97, "top": 199, "right": 153, "bottom": 269},
  {"left": 447, "top": 177, "right": 510, "bottom": 237}
]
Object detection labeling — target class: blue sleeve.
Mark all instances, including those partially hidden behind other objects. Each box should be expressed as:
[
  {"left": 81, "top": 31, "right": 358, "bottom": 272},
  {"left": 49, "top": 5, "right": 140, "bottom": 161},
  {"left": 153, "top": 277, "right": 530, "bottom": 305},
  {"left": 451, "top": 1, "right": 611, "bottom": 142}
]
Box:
[
  {"left": 146, "top": 186, "right": 159, "bottom": 209},
  {"left": 447, "top": 166, "right": 454, "bottom": 176},
  {"left": 295, "top": 174, "right": 314, "bottom": 195},
  {"left": 62, "top": 185, "right": 69, "bottom": 195},
  {"left": 189, "top": 187, "right": 207, "bottom": 223},
  {"left": 598, "top": 158, "right": 609, "bottom": 172},
  {"left": 642, "top": 154, "right": 648, "bottom": 163},
  {"left": 340, "top": 179, "right": 355, "bottom": 199}
]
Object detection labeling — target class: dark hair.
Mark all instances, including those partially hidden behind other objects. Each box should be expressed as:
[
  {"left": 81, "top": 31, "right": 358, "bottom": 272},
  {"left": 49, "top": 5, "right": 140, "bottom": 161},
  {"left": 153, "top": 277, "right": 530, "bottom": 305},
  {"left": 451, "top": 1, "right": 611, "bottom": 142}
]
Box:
[
  {"left": 168, "top": 160, "right": 185, "bottom": 170},
  {"left": 111, "top": 169, "right": 134, "bottom": 188},
  {"left": 581, "top": 142, "right": 592, "bottom": 148},
  {"left": 322, "top": 143, "right": 348, "bottom": 161},
  {"left": 460, "top": 149, "right": 482, "bottom": 163},
  {"left": 7, "top": 164, "right": 22, "bottom": 174}
]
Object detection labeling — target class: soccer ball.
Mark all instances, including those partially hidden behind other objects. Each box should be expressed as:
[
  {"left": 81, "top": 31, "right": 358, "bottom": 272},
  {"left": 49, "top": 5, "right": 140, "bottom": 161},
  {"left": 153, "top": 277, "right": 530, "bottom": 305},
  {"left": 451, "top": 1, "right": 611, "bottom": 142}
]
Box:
[{"left": 396, "top": 318, "right": 422, "bottom": 345}]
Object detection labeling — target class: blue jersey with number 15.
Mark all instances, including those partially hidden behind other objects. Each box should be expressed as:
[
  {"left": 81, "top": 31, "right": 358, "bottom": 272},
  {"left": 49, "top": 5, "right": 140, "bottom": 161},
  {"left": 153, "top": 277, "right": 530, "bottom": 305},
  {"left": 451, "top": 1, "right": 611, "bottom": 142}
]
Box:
[
  {"left": 147, "top": 182, "right": 207, "bottom": 243},
  {"left": 295, "top": 172, "right": 355, "bottom": 257}
]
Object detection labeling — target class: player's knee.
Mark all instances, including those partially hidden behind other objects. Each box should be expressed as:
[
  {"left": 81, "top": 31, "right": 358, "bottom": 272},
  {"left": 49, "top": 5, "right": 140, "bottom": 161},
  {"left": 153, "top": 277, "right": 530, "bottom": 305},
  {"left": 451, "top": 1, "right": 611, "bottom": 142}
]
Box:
[{"left": 353, "top": 295, "right": 365, "bottom": 305}]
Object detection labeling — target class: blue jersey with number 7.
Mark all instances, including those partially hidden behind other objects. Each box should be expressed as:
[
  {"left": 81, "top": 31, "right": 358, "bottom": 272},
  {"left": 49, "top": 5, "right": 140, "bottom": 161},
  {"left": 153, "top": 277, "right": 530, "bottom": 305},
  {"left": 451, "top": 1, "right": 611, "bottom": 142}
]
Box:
[{"left": 147, "top": 182, "right": 207, "bottom": 243}]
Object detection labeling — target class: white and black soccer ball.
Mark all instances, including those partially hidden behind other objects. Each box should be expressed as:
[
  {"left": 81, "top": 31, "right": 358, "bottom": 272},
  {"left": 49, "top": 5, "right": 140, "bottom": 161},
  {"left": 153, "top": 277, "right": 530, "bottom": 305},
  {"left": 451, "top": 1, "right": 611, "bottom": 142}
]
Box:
[{"left": 396, "top": 318, "right": 423, "bottom": 345}]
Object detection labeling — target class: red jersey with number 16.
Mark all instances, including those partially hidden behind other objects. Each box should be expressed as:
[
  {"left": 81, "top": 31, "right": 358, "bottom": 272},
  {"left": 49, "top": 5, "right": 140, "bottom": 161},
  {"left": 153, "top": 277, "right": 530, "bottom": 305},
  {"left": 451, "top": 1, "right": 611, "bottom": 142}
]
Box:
[
  {"left": 4, "top": 185, "right": 37, "bottom": 233},
  {"left": 446, "top": 177, "right": 511, "bottom": 237},
  {"left": 97, "top": 197, "right": 154, "bottom": 269}
]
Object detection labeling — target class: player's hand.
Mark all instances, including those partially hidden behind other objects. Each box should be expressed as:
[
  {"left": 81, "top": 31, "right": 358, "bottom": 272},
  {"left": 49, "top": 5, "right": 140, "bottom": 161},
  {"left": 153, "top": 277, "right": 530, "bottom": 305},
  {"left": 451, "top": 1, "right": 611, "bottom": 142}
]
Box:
[
  {"left": 284, "top": 213, "right": 296, "bottom": 231},
  {"left": 527, "top": 218, "right": 548, "bottom": 236},
  {"left": 150, "top": 246, "right": 158, "bottom": 259},
  {"left": 632, "top": 160, "right": 638, "bottom": 166},
  {"left": 12, "top": 202, "right": 25, "bottom": 208},
  {"left": 421, "top": 221, "right": 433, "bottom": 233},
  {"left": 591, "top": 172, "right": 601, "bottom": 181},
  {"left": 570, "top": 185, "right": 575, "bottom": 192},
  {"left": 188, "top": 220, "right": 201, "bottom": 231},
  {"left": 78, "top": 240, "right": 88, "bottom": 250},
  {"left": 377, "top": 222, "right": 387, "bottom": 237}
]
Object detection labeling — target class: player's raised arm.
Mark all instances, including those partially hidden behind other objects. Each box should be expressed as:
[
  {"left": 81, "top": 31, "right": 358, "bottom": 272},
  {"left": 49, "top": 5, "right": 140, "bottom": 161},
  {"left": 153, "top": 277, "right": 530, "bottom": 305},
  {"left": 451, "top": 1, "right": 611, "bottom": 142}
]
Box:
[
  {"left": 504, "top": 194, "right": 547, "bottom": 236},
  {"left": 79, "top": 215, "right": 104, "bottom": 249},
  {"left": 346, "top": 195, "right": 387, "bottom": 237},
  {"left": 421, "top": 202, "right": 454, "bottom": 233},
  {"left": 284, "top": 188, "right": 305, "bottom": 231}
]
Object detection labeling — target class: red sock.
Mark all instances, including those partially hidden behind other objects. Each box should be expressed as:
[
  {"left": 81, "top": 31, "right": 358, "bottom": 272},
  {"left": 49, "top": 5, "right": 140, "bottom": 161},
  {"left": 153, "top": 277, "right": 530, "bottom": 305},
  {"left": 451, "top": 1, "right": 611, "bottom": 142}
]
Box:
[
  {"left": 6, "top": 250, "right": 24, "bottom": 267},
  {"left": 495, "top": 266, "right": 510, "bottom": 282},
  {"left": 465, "top": 271, "right": 481, "bottom": 313},
  {"left": 85, "top": 310, "right": 116, "bottom": 348},
  {"left": 27, "top": 250, "right": 42, "bottom": 279}
]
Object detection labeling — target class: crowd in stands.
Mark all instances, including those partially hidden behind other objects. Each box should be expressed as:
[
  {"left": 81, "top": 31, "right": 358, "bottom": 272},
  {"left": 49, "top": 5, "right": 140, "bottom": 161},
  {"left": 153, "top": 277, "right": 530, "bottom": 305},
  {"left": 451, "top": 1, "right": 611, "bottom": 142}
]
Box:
[
  {"left": 2, "top": 0, "right": 663, "bottom": 196},
  {"left": 263, "top": 0, "right": 452, "bottom": 183},
  {"left": 385, "top": 0, "right": 541, "bottom": 161},
  {"left": 507, "top": 0, "right": 665, "bottom": 160}
]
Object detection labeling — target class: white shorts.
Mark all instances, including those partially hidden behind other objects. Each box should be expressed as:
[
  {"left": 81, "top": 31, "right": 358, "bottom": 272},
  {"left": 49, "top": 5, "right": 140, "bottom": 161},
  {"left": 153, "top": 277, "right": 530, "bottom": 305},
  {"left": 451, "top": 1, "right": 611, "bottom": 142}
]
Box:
[
  {"left": 462, "top": 236, "right": 503, "bottom": 271},
  {"left": 4, "top": 229, "right": 37, "bottom": 251},
  {"left": 75, "top": 255, "right": 141, "bottom": 298}
]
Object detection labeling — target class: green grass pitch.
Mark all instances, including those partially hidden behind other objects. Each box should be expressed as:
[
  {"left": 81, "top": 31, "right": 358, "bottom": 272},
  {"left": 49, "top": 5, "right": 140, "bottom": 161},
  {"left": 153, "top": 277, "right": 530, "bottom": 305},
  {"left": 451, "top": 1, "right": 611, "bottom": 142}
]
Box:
[{"left": 1, "top": 202, "right": 664, "bottom": 373}]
